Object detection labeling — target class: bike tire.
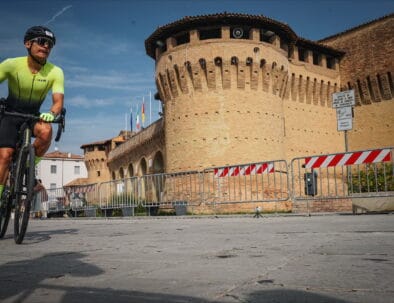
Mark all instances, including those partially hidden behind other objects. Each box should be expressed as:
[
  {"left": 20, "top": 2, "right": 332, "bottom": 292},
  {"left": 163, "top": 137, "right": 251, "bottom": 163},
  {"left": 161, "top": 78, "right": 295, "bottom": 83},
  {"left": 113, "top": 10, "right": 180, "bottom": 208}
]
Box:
[
  {"left": 14, "top": 146, "right": 35, "bottom": 244},
  {"left": 0, "top": 188, "right": 12, "bottom": 238}
]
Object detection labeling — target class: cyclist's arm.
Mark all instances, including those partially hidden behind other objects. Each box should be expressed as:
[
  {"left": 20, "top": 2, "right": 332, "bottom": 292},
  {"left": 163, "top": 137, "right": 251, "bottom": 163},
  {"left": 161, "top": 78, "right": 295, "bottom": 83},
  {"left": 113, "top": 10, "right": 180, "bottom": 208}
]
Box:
[
  {"left": 51, "top": 93, "right": 64, "bottom": 116},
  {"left": 0, "top": 59, "right": 11, "bottom": 83},
  {"left": 49, "top": 67, "right": 64, "bottom": 116}
]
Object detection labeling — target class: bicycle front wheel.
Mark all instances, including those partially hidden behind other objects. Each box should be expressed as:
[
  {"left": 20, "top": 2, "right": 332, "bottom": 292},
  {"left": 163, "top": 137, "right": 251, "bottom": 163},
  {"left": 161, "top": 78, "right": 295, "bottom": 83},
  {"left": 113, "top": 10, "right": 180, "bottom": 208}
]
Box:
[{"left": 14, "top": 146, "right": 35, "bottom": 244}]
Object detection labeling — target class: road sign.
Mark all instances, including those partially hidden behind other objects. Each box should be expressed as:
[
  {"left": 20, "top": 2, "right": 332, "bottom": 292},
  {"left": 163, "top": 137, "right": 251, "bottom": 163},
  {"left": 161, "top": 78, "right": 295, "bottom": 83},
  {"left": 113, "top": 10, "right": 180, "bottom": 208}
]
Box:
[
  {"left": 336, "top": 106, "right": 353, "bottom": 131},
  {"left": 332, "top": 90, "right": 355, "bottom": 108},
  {"left": 336, "top": 106, "right": 352, "bottom": 120},
  {"left": 337, "top": 117, "right": 353, "bottom": 131}
]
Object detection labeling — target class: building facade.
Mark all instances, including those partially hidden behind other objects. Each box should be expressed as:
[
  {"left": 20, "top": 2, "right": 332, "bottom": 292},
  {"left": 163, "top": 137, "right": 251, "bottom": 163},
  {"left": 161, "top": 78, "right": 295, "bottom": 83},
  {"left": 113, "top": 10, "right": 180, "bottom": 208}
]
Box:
[
  {"left": 36, "top": 150, "right": 87, "bottom": 190},
  {"left": 81, "top": 130, "right": 133, "bottom": 183}
]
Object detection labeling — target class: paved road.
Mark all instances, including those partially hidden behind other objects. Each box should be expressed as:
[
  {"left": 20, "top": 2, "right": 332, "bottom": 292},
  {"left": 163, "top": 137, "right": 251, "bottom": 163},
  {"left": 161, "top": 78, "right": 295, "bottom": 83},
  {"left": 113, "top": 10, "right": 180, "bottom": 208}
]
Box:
[{"left": 0, "top": 214, "right": 393, "bottom": 303}]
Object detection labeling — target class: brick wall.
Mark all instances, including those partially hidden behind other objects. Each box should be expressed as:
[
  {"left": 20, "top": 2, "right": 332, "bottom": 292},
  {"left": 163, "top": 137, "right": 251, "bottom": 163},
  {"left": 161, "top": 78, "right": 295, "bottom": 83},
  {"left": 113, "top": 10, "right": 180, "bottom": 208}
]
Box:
[
  {"left": 156, "top": 37, "right": 343, "bottom": 172},
  {"left": 322, "top": 15, "right": 394, "bottom": 150}
]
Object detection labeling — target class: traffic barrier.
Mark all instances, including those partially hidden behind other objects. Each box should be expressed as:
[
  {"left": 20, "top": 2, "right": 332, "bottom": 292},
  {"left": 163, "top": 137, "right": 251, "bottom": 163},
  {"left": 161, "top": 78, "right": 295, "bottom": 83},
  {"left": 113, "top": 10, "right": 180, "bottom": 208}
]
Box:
[
  {"left": 291, "top": 147, "right": 393, "bottom": 209},
  {"left": 99, "top": 177, "right": 139, "bottom": 210},
  {"left": 304, "top": 148, "right": 391, "bottom": 169},
  {"left": 140, "top": 171, "right": 202, "bottom": 210},
  {"left": 203, "top": 160, "right": 289, "bottom": 206},
  {"left": 31, "top": 147, "right": 393, "bottom": 217}
]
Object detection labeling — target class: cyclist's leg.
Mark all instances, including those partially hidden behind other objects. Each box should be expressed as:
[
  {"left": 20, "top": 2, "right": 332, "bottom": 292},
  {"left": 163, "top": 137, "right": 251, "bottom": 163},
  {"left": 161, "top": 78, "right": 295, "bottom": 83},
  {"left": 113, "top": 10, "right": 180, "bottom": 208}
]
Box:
[
  {"left": 0, "top": 148, "right": 14, "bottom": 198},
  {"left": 0, "top": 115, "right": 21, "bottom": 197},
  {"left": 32, "top": 121, "right": 52, "bottom": 163}
]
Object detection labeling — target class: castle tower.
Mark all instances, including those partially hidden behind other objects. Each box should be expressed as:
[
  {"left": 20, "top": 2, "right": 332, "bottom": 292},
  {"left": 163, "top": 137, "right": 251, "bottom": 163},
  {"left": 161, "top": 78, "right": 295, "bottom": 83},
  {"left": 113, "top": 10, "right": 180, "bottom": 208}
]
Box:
[{"left": 145, "top": 13, "right": 345, "bottom": 173}]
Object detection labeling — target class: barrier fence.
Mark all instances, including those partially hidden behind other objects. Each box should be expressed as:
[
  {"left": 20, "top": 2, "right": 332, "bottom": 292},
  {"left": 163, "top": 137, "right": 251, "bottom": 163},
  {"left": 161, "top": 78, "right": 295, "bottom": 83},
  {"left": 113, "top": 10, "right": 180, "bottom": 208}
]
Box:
[
  {"left": 291, "top": 147, "right": 393, "bottom": 200},
  {"left": 99, "top": 177, "right": 139, "bottom": 210},
  {"left": 32, "top": 147, "right": 393, "bottom": 216},
  {"left": 202, "top": 160, "right": 289, "bottom": 205},
  {"left": 140, "top": 171, "right": 202, "bottom": 208}
]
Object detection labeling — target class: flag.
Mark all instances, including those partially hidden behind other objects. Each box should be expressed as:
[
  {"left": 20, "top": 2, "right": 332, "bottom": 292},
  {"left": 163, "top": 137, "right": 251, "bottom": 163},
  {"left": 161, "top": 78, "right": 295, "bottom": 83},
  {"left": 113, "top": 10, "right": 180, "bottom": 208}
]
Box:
[
  {"left": 136, "top": 112, "right": 140, "bottom": 131},
  {"left": 130, "top": 106, "right": 133, "bottom": 131},
  {"left": 141, "top": 101, "right": 145, "bottom": 126}
]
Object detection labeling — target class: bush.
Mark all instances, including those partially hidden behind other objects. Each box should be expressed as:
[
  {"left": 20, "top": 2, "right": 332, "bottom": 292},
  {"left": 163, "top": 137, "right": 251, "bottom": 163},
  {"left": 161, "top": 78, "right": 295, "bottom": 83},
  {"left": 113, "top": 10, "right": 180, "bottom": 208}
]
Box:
[{"left": 350, "top": 163, "right": 393, "bottom": 193}]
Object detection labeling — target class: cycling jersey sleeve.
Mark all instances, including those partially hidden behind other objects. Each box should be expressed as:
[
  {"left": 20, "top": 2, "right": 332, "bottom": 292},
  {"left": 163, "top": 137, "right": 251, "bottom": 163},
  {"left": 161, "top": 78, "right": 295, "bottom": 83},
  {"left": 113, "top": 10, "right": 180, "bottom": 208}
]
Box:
[
  {"left": 51, "top": 67, "right": 64, "bottom": 95},
  {"left": 0, "top": 59, "right": 12, "bottom": 83}
]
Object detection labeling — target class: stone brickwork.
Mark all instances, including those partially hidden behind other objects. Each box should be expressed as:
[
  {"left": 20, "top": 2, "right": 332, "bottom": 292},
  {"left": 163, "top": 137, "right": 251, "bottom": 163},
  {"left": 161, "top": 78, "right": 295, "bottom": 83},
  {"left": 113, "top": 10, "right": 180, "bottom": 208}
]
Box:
[
  {"left": 100, "top": 13, "right": 393, "bottom": 214},
  {"left": 150, "top": 16, "right": 344, "bottom": 172},
  {"left": 320, "top": 14, "right": 394, "bottom": 151}
]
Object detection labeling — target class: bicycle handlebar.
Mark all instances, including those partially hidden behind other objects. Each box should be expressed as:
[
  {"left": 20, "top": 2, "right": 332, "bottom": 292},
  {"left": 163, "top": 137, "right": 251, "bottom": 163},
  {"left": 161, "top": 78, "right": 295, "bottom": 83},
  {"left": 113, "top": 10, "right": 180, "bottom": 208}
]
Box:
[{"left": 0, "top": 98, "right": 66, "bottom": 142}]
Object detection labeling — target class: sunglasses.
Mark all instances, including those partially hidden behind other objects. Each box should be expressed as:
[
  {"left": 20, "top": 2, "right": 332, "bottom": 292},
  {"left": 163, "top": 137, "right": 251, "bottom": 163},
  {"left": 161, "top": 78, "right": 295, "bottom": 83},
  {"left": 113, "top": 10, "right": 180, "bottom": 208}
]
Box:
[{"left": 31, "top": 37, "right": 54, "bottom": 49}]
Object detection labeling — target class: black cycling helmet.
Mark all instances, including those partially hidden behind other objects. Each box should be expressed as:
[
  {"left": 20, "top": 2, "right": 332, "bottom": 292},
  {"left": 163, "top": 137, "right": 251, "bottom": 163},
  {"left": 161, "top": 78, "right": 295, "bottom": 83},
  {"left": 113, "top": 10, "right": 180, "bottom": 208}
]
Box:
[{"left": 24, "top": 26, "right": 56, "bottom": 45}]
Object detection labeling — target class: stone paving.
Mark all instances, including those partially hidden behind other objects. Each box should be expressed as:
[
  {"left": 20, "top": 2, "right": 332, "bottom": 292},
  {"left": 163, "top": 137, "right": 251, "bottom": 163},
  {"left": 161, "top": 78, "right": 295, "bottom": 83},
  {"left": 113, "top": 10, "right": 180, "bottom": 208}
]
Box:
[{"left": 0, "top": 214, "right": 393, "bottom": 303}]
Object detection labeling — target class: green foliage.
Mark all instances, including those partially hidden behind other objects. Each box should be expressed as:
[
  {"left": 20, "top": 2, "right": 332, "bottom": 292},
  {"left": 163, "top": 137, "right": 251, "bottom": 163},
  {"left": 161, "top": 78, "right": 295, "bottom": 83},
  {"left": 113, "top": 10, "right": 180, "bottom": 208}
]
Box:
[{"left": 350, "top": 163, "right": 393, "bottom": 193}]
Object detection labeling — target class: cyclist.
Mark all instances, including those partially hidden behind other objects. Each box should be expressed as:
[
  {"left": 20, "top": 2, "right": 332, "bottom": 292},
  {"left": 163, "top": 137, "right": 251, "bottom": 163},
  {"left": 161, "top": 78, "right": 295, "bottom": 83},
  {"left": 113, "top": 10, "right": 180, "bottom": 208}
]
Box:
[{"left": 0, "top": 26, "right": 64, "bottom": 200}]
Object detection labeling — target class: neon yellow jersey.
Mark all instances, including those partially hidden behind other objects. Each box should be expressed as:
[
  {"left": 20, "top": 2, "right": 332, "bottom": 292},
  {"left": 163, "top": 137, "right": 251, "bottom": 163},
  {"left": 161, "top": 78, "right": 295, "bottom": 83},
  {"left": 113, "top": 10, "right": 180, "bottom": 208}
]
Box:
[{"left": 0, "top": 56, "right": 64, "bottom": 113}]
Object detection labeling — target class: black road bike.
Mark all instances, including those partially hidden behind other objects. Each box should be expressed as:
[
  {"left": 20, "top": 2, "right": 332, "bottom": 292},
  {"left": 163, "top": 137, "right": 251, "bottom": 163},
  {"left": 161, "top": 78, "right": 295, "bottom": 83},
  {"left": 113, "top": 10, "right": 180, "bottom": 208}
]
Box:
[{"left": 0, "top": 98, "right": 66, "bottom": 244}]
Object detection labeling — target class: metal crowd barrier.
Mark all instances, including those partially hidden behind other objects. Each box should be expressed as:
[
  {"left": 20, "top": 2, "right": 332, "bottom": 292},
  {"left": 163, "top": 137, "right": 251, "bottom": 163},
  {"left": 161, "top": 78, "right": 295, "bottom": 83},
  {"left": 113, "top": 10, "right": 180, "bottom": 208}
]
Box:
[
  {"left": 291, "top": 147, "right": 393, "bottom": 200},
  {"left": 140, "top": 171, "right": 203, "bottom": 208},
  {"left": 64, "top": 183, "right": 99, "bottom": 216},
  {"left": 99, "top": 177, "right": 139, "bottom": 210},
  {"left": 202, "top": 160, "right": 290, "bottom": 205},
  {"left": 31, "top": 147, "right": 392, "bottom": 217}
]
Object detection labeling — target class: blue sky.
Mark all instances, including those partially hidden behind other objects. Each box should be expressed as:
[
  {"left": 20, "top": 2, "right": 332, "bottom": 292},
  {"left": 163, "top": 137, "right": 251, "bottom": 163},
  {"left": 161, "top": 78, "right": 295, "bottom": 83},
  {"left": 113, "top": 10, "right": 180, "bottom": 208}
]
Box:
[{"left": 1, "top": 0, "right": 393, "bottom": 155}]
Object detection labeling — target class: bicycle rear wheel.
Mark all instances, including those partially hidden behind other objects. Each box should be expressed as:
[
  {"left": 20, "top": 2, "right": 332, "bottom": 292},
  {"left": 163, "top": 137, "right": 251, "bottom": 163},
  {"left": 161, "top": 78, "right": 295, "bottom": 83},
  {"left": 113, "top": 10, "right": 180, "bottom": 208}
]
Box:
[
  {"left": 0, "top": 188, "right": 12, "bottom": 238},
  {"left": 14, "top": 146, "right": 35, "bottom": 244}
]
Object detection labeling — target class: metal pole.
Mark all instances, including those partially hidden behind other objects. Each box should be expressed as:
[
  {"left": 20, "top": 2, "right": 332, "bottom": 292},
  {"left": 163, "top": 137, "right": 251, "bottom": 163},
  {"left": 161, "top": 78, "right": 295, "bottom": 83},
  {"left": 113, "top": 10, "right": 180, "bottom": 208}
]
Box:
[{"left": 344, "top": 130, "right": 348, "bottom": 152}]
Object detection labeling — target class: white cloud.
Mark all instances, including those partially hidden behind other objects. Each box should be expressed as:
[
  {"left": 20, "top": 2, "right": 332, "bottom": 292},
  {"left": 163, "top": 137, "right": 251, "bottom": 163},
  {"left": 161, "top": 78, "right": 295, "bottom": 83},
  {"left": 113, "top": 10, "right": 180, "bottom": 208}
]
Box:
[
  {"left": 67, "top": 95, "right": 117, "bottom": 108},
  {"left": 67, "top": 71, "right": 154, "bottom": 91}
]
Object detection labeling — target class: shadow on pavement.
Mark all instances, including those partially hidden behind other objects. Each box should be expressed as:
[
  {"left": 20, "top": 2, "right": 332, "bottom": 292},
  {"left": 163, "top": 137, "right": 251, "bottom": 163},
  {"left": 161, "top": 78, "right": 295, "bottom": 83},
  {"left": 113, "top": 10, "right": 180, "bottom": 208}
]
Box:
[
  {"left": 0, "top": 252, "right": 350, "bottom": 303},
  {"left": 24, "top": 228, "right": 79, "bottom": 244},
  {"left": 60, "top": 288, "right": 350, "bottom": 303}
]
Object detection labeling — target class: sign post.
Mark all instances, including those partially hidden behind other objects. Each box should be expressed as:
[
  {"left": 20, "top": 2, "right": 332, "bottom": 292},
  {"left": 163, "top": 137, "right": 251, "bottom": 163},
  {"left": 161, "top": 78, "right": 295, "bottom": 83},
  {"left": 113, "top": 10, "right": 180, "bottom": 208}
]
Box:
[{"left": 332, "top": 90, "right": 355, "bottom": 152}]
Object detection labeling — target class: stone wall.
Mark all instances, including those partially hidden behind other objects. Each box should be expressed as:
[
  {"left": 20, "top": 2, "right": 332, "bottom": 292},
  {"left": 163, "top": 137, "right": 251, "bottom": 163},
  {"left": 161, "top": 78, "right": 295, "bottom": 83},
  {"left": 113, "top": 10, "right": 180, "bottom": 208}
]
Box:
[
  {"left": 156, "top": 28, "right": 343, "bottom": 172},
  {"left": 321, "top": 14, "right": 394, "bottom": 151}
]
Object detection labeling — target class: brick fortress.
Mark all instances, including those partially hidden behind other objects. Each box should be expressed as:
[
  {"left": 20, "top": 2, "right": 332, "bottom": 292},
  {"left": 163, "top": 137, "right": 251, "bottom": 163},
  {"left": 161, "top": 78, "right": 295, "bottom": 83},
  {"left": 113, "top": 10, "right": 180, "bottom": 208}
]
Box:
[{"left": 87, "top": 13, "right": 393, "bottom": 193}]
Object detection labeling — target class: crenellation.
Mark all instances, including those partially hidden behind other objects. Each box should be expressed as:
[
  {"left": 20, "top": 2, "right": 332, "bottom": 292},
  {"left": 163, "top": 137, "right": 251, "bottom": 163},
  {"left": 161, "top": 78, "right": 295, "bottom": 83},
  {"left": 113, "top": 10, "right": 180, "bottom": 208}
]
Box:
[
  {"left": 305, "top": 76, "right": 312, "bottom": 104},
  {"left": 313, "top": 78, "right": 320, "bottom": 105},
  {"left": 349, "top": 81, "right": 362, "bottom": 106},
  {"left": 250, "top": 62, "right": 259, "bottom": 90},
  {"left": 262, "top": 66, "right": 270, "bottom": 92},
  {"left": 174, "top": 65, "right": 189, "bottom": 94},
  {"left": 167, "top": 69, "right": 179, "bottom": 97},
  {"left": 206, "top": 60, "right": 216, "bottom": 89},
  {"left": 379, "top": 73, "right": 392, "bottom": 100},
  {"left": 158, "top": 72, "right": 172, "bottom": 100},
  {"left": 237, "top": 61, "right": 246, "bottom": 89},
  {"left": 190, "top": 62, "right": 202, "bottom": 91},
  {"left": 358, "top": 79, "right": 372, "bottom": 104},
  {"left": 222, "top": 60, "right": 231, "bottom": 89},
  {"left": 282, "top": 74, "right": 291, "bottom": 100},
  {"left": 320, "top": 81, "right": 327, "bottom": 106},
  {"left": 369, "top": 76, "right": 382, "bottom": 102},
  {"left": 278, "top": 70, "right": 288, "bottom": 98},
  {"left": 298, "top": 75, "right": 306, "bottom": 103}
]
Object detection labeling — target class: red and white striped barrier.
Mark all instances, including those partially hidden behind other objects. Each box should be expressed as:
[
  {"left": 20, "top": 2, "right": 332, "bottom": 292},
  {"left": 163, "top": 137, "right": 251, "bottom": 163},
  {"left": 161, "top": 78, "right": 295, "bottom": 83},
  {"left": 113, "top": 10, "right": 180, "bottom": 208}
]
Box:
[
  {"left": 304, "top": 148, "right": 392, "bottom": 169},
  {"left": 65, "top": 184, "right": 97, "bottom": 194},
  {"left": 214, "top": 162, "right": 275, "bottom": 178}
]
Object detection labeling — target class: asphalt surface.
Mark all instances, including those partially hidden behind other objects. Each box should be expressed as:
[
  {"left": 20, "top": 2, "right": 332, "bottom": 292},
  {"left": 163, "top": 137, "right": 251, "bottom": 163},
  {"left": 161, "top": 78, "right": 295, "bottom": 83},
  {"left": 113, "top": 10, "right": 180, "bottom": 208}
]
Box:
[{"left": 0, "top": 214, "right": 393, "bottom": 303}]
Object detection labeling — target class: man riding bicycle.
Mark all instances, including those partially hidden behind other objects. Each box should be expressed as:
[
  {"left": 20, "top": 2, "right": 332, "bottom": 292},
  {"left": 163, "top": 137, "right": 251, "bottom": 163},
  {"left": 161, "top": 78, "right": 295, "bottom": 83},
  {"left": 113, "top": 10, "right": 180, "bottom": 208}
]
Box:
[{"left": 0, "top": 26, "right": 64, "bottom": 200}]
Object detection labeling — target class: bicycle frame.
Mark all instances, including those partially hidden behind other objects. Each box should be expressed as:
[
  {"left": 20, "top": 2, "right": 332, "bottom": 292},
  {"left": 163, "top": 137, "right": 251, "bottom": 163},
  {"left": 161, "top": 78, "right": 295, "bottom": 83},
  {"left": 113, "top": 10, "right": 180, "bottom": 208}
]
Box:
[{"left": 0, "top": 98, "right": 66, "bottom": 244}]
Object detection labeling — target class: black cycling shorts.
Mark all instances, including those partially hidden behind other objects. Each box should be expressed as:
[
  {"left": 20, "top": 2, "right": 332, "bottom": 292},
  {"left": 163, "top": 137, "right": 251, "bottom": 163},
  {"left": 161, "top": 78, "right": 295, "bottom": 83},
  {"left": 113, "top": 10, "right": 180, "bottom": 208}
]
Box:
[{"left": 0, "top": 115, "right": 36, "bottom": 148}]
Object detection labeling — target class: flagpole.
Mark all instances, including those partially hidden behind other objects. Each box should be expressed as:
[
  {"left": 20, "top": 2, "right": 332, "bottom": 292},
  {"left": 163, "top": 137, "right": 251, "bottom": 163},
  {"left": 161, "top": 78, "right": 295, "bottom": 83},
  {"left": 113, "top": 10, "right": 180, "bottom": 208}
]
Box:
[{"left": 149, "top": 91, "right": 152, "bottom": 125}]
